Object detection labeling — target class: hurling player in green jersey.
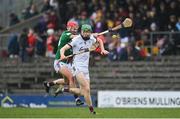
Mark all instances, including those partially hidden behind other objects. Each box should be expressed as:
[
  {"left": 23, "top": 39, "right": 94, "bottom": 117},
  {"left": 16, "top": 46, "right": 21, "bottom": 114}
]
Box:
[{"left": 44, "top": 21, "right": 84, "bottom": 106}]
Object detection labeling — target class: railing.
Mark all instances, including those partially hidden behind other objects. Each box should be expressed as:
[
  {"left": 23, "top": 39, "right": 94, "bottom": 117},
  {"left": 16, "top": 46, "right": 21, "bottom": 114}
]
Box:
[
  {"left": 1, "top": 57, "right": 180, "bottom": 95},
  {"left": 148, "top": 31, "right": 180, "bottom": 55},
  {"left": 0, "top": 13, "right": 43, "bottom": 34},
  {"left": 0, "top": 0, "right": 44, "bottom": 28}
]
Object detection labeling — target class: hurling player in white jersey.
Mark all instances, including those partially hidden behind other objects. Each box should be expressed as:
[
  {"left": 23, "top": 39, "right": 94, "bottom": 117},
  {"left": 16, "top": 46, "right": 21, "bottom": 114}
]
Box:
[{"left": 60, "top": 24, "right": 109, "bottom": 114}]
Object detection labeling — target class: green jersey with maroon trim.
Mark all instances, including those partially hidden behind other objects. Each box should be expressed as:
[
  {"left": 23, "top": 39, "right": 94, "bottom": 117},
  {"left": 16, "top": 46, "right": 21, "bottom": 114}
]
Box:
[{"left": 55, "top": 30, "right": 73, "bottom": 62}]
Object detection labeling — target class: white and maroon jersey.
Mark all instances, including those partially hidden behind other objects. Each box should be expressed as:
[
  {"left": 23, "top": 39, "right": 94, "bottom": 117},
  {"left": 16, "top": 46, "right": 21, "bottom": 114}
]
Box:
[{"left": 68, "top": 34, "right": 96, "bottom": 72}]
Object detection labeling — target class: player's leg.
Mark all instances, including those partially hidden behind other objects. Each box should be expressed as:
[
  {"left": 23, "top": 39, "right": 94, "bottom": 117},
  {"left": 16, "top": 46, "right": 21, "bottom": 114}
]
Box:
[
  {"left": 73, "top": 72, "right": 96, "bottom": 114},
  {"left": 53, "top": 77, "right": 68, "bottom": 97},
  {"left": 44, "top": 78, "right": 65, "bottom": 93},
  {"left": 53, "top": 76, "right": 84, "bottom": 106},
  {"left": 55, "top": 64, "right": 84, "bottom": 106},
  {"left": 46, "top": 60, "right": 83, "bottom": 105},
  {"left": 59, "top": 66, "right": 74, "bottom": 88},
  {"left": 77, "top": 74, "right": 92, "bottom": 105},
  {"left": 69, "top": 76, "right": 83, "bottom": 95},
  {"left": 71, "top": 76, "right": 84, "bottom": 106},
  {"left": 44, "top": 60, "right": 67, "bottom": 93},
  {"left": 54, "top": 78, "right": 66, "bottom": 84},
  {"left": 44, "top": 60, "right": 70, "bottom": 93}
]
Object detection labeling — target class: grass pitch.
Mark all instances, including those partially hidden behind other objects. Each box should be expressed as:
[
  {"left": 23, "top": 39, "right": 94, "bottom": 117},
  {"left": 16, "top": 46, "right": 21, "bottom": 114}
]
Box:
[{"left": 0, "top": 107, "right": 180, "bottom": 118}]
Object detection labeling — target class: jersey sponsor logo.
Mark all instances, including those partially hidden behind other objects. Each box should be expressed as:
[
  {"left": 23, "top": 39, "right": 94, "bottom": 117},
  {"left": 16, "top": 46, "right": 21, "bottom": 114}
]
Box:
[
  {"left": 79, "top": 47, "right": 88, "bottom": 52},
  {"left": 79, "top": 42, "right": 83, "bottom": 45},
  {"left": 79, "top": 47, "right": 84, "bottom": 51}
]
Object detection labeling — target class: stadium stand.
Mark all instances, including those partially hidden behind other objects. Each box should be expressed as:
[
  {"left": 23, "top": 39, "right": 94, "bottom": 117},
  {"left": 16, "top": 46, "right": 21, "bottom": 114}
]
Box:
[
  {"left": 0, "top": 56, "right": 180, "bottom": 96},
  {"left": 90, "top": 57, "right": 180, "bottom": 93},
  {"left": 0, "top": 0, "right": 180, "bottom": 101},
  {"left": 0, "top": 0, "right": 44, "bottom": 28},
  {"left": 1, "top": 1, "right": 180, "bottom": 118}
]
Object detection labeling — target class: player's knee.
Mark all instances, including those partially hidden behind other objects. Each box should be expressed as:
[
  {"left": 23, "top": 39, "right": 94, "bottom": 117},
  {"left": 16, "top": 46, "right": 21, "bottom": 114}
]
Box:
[
  {"left": 69, "top": 88, "right": 73, "bottom": 93},
  {"left": 67, "top": 75, "right": 73, "bottom": 81},
  {"left": 84, "top": 87, "right": 90, "bottom": 94},
  {"left": 69, "top": 82, "right": 75, "bottom": 88}
]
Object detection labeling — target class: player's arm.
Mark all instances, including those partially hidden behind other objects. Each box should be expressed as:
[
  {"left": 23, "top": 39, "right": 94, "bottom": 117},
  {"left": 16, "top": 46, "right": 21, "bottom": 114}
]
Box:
[
  {"left": 96, "top": 37, "right": 109, "bottom": 55},
  {"left": 70, "top": 34, "right": 77, "bottom": 39},
  {"left": 60, "top": 44, "right": 71, "bottom": 60}
]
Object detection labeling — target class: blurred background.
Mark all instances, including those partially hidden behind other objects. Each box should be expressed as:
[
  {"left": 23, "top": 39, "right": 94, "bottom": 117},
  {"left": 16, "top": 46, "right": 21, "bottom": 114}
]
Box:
[{"left": 0, "top": 0, "right": 180, "bottom": 108}]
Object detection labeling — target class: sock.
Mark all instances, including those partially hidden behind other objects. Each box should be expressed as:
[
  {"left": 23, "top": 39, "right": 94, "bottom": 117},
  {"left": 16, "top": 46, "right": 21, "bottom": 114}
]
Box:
[
  {"left": 74, "top": 95, "right": 79, "bottom": 101},
  {"left": 63, "top": 87, "right": 69, "bottom": 92},
  {"left": 89, "top": 106, "right": 94, "bottom": 112}
]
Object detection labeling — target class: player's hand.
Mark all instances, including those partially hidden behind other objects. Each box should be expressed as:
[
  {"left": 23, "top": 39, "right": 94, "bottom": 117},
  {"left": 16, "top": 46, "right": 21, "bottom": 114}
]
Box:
[
  {"left": 60, "top": 55, "right": 67, "bottom": 60},
  {"left": 92, "top": 33, "right": 98, "bottom": 38},
  {"left": 108, "top": 28, "right": 113, "bottom": 32},
  {"left": 101, "top": 50, "right": 109, "bottom": 55}
]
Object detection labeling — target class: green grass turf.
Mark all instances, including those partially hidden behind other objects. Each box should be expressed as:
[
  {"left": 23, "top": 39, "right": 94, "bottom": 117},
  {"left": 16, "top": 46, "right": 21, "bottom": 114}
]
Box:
[{"left": 0, "top": 107, "right": 180, "bottom": 118}]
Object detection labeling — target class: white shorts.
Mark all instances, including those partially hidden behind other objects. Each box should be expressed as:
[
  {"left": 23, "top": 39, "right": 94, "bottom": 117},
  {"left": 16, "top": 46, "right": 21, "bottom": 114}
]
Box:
[
  {"left": 54, "top": 60, "right": 73, "bottom": 73},
  {"left": 72, "top": 64, "right": 90, "bottom": 80}
]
